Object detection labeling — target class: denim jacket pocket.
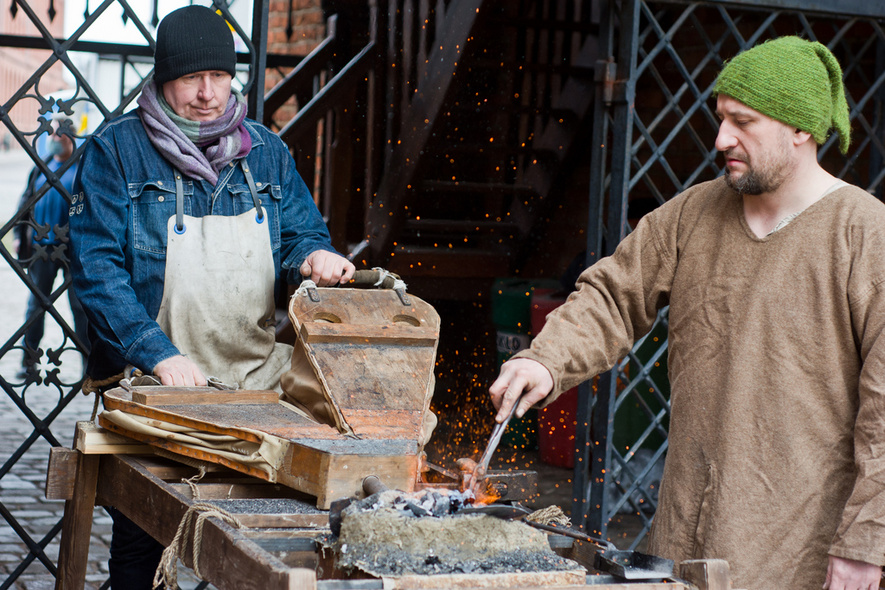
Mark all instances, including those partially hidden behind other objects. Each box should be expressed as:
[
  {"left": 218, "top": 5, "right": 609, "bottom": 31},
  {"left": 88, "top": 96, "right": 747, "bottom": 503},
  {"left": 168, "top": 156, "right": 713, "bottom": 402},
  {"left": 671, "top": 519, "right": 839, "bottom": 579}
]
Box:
[
  {"left": 226, "top": 182, "right": 282, "bottom": 251},
  {"left": 129, "top": 179, "right": 193, "bottom": 255}
]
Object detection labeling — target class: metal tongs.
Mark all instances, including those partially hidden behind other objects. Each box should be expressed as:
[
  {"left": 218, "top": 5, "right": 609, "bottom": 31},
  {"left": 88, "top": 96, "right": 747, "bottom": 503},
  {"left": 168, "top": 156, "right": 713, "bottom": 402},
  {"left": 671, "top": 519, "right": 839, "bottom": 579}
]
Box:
[{"left": 460, "top": 400, "right": 519, "bottom": 494}]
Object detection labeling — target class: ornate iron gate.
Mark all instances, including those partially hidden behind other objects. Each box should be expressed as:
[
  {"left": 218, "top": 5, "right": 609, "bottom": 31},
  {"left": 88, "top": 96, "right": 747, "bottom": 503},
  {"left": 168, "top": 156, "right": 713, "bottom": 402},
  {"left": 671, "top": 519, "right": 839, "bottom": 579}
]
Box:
[
  {"left": 0, "top": 1, "right": 268, "bottom": 586},
  {"left": 578, "top": 0, "right": 885, "bottom": 549}
]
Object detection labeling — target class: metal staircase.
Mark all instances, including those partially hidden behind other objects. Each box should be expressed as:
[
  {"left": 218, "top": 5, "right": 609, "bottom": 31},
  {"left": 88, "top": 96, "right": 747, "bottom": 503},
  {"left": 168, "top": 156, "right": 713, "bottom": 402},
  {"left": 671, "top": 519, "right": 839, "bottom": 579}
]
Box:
[{"left": 263, "top": 0, "right": 599, "bottom": 294}]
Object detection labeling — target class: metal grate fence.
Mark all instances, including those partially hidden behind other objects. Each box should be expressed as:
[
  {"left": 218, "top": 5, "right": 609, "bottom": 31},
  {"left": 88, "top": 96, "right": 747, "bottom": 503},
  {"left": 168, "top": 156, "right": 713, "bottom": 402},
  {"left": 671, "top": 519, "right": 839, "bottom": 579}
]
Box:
[{"left": 0, "top": 1, "right": 264, "bottom": 586}]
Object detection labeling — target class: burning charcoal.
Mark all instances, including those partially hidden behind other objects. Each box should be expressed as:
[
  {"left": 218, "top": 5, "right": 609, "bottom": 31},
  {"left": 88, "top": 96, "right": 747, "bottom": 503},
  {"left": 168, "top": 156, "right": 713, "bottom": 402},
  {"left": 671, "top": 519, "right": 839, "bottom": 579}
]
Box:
[
  {"left": 406, "top": 501, "right": 430, "bottom": 517},
  {"left": 429, "top": 492, "right": 450, "bottom": 517},
  {"left": 445, "top": 489, "right": 469, "bottom": 512}
]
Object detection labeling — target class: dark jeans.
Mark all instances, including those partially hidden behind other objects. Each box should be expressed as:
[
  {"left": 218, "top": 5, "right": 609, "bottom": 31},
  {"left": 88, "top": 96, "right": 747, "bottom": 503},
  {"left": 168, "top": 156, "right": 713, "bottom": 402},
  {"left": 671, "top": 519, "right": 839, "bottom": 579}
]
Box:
[
  {"left": 106, "top": 507, "right": 165, "bottom": 590},
  {"left": 22, "top": 254, "right": 89, "bottom": 362}
]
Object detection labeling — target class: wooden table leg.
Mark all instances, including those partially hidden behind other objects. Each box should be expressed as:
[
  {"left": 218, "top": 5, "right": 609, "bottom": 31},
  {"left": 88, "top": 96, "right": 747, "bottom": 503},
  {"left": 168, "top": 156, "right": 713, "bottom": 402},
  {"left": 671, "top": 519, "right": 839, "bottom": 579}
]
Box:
[{"left": 54, "top": 452, "right": 100, "bottom": 590}]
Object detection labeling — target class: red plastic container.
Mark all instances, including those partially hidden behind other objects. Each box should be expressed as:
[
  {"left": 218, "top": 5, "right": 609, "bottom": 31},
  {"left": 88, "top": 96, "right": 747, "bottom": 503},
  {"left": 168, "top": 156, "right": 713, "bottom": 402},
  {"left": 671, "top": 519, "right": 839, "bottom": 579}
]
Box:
[{"left": 531, "top": 290, "right": 578, "bottom": 468}]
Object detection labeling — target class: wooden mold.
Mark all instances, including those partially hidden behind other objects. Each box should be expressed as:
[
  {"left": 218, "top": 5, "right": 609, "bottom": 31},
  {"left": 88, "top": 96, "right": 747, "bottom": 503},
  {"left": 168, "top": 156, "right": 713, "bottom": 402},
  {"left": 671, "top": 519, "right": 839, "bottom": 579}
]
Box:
[{"left": 99, "top": 285, "right": 441, "bottom": 509}]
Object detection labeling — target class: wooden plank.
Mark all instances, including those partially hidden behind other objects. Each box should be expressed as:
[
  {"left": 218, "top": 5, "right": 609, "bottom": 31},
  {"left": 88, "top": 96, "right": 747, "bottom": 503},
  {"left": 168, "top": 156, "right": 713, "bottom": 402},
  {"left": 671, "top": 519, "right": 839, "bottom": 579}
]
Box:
[
  {"left": 132, "top": 454, "right": 233, "bottom": 480},
  {"left": 103, "top": 388, "right": 341, "bottom": 441},
  {"left": 300, "top": 321, "right": 438, "bottom": 345},
  {"left": 291, "top": 288, "right": 440, "bottom": 327},
  {"left": 233, "top": 513, "right": 328, "bottom": 529},
  {"left": 55, "top": 452, "right": 100, "bottom": 590},
  {"left": 131, "top": 387, "right": 280, "bottom": 406},
  {"left": 74, "top": 420, "right": 154, "bottom": 454},
  {"left": 45, "top": 447, "right": 78, "bottom": 501},
  {"left": 385, "top": 569, "right": 584, "bottom": 589}
]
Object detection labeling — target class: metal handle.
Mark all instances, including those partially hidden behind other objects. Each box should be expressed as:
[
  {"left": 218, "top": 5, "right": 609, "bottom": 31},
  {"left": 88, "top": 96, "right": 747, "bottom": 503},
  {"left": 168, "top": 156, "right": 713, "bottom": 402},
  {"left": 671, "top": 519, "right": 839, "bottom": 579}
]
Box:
[
  {"left": 522, "top": 520, "right": 616, "bottom": 551},
  {"left": 362, "top": 475, "right": 389, "bottom": 496},
  {"left": 476, "top": 400, "right": 519, "bottom": 476}
]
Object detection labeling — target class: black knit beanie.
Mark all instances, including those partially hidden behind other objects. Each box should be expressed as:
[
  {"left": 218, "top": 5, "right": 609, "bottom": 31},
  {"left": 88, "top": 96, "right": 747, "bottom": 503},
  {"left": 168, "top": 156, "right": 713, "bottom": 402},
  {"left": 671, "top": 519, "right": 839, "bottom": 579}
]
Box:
[{"left": 153, "top": 5, "right": 236, "bottom": 85}]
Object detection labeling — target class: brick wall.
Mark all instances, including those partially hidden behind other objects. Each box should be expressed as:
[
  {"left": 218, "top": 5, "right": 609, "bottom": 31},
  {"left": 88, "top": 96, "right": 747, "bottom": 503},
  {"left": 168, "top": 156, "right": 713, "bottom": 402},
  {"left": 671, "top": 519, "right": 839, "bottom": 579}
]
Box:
[
  {"left": 265, "top": 0, "right": 325, "bottom": 90},
  {"left": 264, "top": 0, "right": 326, "bottom": 124}
]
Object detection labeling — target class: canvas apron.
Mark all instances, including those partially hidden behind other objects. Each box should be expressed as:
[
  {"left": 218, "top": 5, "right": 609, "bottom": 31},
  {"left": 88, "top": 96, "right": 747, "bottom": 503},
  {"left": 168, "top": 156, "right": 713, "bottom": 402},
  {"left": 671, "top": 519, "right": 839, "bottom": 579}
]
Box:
[{"left": 155, "top": 163, "right": 292, "bottom": 391}]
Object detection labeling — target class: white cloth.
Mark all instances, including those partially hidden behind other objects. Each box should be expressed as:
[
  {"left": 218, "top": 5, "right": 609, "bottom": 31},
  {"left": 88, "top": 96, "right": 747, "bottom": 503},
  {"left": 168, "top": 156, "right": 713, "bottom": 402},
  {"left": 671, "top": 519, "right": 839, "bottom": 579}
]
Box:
[{"left": 155, "top": 206, "right": 292, "bottom": 390}]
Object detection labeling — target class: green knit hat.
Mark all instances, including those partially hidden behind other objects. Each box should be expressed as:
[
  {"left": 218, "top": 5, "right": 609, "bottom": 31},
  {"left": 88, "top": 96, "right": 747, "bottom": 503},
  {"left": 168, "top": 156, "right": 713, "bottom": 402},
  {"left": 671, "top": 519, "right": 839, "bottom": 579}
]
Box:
[{"left": 714, "top": 36, "right": 851, "bottom": 154}]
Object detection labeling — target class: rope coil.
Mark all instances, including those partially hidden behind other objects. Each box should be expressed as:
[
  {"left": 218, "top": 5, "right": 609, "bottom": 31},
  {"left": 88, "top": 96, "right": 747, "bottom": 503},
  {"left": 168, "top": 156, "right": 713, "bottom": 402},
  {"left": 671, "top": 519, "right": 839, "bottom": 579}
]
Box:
[
  {"left": 153, "top": 502, "right": 243, "bottom": 589},
  {"left": 525, "top": 505, "right": 571, "bottom": 527}
]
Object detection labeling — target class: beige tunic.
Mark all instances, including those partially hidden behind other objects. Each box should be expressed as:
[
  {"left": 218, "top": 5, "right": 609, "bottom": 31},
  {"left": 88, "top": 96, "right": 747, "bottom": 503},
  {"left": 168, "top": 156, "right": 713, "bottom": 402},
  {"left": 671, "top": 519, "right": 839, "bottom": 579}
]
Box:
[{"left": 518, "top": 177, "right": 885, "bottom": 589}]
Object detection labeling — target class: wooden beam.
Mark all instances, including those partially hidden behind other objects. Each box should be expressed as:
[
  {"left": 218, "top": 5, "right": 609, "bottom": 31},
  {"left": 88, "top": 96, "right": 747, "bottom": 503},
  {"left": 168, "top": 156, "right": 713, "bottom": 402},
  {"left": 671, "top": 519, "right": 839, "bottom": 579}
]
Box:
[
  {"left": 45, "top": 447, "right": 78, "bottom": 501},
  {"left": 54, "top": 452, "right": 100, "bottom": 590},
  {"left": 263, "top": 16, "right": 337, "bottom": 121},
  {"left": 97, "top": 455, "right": 318, "bottom": 590}
]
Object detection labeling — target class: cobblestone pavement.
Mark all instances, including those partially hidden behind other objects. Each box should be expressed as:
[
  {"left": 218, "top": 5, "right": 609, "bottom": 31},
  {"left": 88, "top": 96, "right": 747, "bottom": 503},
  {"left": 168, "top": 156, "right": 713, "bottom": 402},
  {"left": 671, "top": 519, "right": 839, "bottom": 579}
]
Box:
[{"left": 0, "top": 149, "right": 209, "bottom": 589}]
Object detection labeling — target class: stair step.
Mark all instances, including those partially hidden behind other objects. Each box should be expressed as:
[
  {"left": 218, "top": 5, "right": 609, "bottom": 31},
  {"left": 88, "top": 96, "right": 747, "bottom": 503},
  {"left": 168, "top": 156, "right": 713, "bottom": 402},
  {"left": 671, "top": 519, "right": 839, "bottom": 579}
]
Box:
[
  {"left": 419, "top": 180, "right": 539, "bottom": 197},
  {"left": 404, "top": 219, "right": 519, "bottom": 233},
  {"left": 430, "top": 143, "right": 561, "bottom": 160},
  {"left": 469, "top": 58, "right": 595, "bottom": 78},
  {"left": 387, "top": 246, "right": 512, "bottom": 278}
]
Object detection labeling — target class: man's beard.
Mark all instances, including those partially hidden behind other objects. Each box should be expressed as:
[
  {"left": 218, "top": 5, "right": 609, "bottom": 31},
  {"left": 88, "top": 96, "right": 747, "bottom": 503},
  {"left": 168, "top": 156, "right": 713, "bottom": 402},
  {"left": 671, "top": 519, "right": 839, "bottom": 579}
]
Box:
[
  {"left": 724, "top": 165, "right": 778, "bottom": 195},
  {"left": 722, "top": 133, "right": 793, "bottom": 195}
]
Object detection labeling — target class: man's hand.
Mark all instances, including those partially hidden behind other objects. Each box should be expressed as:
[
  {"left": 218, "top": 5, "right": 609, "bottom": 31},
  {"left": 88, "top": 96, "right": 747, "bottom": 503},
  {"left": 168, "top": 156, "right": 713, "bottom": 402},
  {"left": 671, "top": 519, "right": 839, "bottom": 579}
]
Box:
[
  {"left": 300, "top": 250, "right": 356, "bottom": 286},
  {"left": 153, "top": 355, "right": 207, "bottom": 387},
  {"left": 823, "top": 556, "right": 882, "bottom": 590},
  {"left": 488, "top": 358, "right": 554, "bottom": 423}
]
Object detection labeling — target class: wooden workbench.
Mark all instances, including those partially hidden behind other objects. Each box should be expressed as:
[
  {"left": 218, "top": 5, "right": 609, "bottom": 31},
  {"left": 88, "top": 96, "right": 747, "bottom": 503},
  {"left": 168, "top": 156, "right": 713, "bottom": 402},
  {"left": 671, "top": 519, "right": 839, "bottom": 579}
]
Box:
[{"left": 49, "top": 424, "right": 738, "bottom": 590}]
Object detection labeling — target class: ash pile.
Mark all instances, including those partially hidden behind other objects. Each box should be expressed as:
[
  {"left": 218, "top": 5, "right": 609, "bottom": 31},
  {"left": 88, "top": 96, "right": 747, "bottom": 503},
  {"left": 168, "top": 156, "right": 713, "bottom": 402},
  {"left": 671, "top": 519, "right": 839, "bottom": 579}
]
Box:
[{"left": 328, "top": 488, "right": 583, "bottom": 577}]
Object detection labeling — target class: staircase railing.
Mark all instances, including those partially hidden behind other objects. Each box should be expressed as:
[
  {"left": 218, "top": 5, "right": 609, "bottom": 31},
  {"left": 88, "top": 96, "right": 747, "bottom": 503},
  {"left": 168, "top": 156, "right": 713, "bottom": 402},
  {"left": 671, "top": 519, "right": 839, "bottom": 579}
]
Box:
[
  {"left": 261, "top": 0, "right": 474, "bottom": 265},
  {"left": 262, "top": 8, "right": 381, "bottom": 255}
]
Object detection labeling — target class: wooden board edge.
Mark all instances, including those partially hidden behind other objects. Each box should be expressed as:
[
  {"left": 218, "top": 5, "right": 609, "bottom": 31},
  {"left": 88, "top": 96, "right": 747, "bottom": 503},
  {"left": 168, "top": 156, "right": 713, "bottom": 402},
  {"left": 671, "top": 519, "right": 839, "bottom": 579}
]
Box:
[
  {"left": 46, "top": 447, "right": 78, "bottom": 500},
  {"left": 74, "top": 420, "right": 154, "bottom": 455},
  {"left": 132, "top": 389, "right": 281, "bottom": 406},
  {"left": 235, "top": 513, "right": 329, "bottom": 529},
  {"left": 384, "top": 568, "right": 587, "bottom": 589}
]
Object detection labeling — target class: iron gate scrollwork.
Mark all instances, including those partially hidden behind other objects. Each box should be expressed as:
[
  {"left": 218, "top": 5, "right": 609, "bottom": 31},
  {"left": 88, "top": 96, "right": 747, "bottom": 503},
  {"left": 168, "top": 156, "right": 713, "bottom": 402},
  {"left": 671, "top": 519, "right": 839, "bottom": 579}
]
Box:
[
  {"left": 580, "top": 0, "right": 885, "bottom": 550},
  {"left": 0, "top": 0, "right": 265, "bottom": 586}
]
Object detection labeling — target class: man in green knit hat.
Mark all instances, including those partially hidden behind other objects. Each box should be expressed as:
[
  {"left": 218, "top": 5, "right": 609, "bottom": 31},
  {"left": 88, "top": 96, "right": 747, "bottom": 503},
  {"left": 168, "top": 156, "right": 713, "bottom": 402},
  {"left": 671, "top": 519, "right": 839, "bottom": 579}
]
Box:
[{"left": 488, "top": 36, "right": 885, "bottom": 590}]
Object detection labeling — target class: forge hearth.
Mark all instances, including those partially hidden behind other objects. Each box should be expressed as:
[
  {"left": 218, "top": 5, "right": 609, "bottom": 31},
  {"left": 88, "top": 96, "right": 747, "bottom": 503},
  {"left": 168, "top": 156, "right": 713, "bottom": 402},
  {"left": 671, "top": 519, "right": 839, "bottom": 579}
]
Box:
[{"left": 328, "top": 489, "right": 584, "bottom": 580}]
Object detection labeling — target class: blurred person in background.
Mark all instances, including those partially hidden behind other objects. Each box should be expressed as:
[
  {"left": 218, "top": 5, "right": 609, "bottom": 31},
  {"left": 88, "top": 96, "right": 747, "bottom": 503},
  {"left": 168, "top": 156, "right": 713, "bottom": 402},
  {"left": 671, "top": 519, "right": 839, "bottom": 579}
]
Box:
[{"left": 15, "top": 122, "right": 88, "bottom": 379}]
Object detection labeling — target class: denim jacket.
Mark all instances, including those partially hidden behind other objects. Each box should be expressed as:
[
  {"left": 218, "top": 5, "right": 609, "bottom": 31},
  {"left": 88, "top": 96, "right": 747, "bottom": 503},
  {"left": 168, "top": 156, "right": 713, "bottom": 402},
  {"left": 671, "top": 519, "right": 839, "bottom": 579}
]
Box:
[{"left": 70, "top": 111, "right": 337, "bottom": 379}]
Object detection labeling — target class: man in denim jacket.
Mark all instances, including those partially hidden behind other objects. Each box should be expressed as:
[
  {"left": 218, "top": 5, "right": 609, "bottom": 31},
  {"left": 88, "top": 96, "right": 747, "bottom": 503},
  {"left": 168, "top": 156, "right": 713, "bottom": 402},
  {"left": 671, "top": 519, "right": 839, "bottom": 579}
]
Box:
[{"left": 69, "top": 6, "right": 354, "bottom": 588}]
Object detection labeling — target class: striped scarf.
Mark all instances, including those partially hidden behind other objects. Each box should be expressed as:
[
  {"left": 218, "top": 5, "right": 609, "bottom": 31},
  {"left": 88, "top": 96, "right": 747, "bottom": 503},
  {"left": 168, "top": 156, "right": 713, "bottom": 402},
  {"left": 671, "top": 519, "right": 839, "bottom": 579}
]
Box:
[{"left": 137, "top": 79, "right": 251, "bottom": 185}]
